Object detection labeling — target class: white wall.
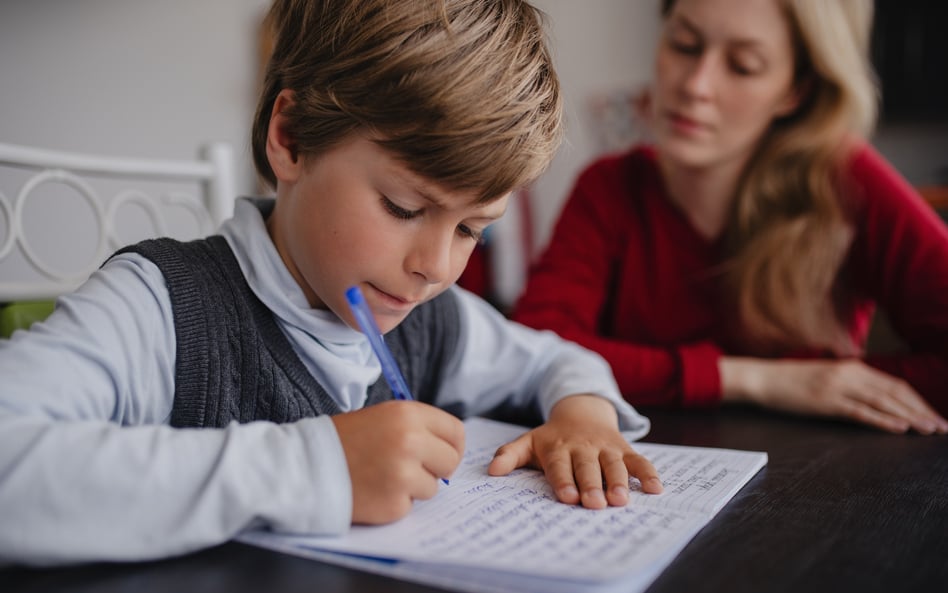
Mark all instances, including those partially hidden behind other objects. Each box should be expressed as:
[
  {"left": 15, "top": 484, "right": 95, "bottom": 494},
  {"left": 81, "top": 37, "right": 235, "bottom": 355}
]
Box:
[
  {"left": 0, "top": 0, "right": 663, "bottom": 254},
  {"left": 1, "top": 0, "right": 945, "bottom": 257},
  {"left": 529, "top": 0, "right": 662, "bottom": 251},
  {"left": 0, "top": 0, "right": 271, "bottom": 195}
]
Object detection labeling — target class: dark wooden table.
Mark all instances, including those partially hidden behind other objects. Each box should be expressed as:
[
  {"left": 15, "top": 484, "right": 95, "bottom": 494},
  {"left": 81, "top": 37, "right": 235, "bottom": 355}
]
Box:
[{"left": 5, "top": 407, "right": 948, "bottom": 593}]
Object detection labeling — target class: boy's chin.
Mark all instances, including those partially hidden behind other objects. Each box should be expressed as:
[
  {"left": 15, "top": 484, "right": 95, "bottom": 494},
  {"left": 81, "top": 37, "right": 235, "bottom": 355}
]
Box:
[{"left": 376, "top": 311, "right": 412, "bottom": 334}]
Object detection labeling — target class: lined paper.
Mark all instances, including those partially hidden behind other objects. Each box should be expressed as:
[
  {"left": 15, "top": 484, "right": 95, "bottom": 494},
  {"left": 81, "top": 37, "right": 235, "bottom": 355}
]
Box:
[{"left": 240, "top": 417, "right": 767, "bottom": 593}]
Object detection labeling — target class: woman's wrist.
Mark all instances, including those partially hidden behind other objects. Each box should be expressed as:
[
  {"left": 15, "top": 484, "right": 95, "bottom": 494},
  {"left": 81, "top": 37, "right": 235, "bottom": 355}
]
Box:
[{"left": 719, "top": 357, "right": 768, "bottom": 403}]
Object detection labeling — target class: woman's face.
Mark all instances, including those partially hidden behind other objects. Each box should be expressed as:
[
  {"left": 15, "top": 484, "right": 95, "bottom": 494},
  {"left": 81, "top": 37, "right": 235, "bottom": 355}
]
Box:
[{"left": 651, "top": 0, "right": 802, "bottom": 172}]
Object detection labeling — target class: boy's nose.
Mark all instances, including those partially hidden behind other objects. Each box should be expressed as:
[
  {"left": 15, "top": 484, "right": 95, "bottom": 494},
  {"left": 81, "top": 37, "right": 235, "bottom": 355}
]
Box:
[{"left": 407, "top": 228, "right": 452, "bottom": 285}]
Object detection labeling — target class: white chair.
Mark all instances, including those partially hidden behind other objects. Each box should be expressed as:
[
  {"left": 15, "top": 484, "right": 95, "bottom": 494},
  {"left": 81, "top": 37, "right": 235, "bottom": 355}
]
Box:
[{"left": 0, "top": 141, "right": 236, "bottom": 303}]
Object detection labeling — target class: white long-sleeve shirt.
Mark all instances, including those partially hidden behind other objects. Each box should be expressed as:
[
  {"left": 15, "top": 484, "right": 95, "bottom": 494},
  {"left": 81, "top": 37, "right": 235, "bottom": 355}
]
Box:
[{"left": 0, "top": 198, "right": 649, "bottom": 566}]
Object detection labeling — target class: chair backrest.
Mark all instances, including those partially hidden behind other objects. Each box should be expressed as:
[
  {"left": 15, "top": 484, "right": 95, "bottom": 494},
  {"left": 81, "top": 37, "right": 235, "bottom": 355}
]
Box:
[{"left": 0, "top": 142, "right": 236, "bottom": 302}]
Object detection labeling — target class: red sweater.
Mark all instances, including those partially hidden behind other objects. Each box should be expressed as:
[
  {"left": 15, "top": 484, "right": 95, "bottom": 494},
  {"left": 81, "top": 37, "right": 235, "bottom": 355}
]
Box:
[{"left": 513, "top": 144, "right": 948, "bottom": 414}]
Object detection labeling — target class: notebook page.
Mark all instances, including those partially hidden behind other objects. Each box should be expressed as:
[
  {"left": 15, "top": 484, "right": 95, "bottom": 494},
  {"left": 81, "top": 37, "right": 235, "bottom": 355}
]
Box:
[{"left": 244, "top": 417, "right": 766, "bottom": 584}]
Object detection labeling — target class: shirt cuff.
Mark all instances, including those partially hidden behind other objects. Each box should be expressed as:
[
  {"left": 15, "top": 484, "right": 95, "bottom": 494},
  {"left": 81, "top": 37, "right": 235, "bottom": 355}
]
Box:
[
  {"left": 269, "top": 415, "right": 353, "bottom": 536},
  {"left": 677, "top": 342, "right": 723, "bottom": 407}
]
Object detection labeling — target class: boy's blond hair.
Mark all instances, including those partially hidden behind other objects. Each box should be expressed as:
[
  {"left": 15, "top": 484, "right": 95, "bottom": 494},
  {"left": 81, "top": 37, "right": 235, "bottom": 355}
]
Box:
[{"left": 253, "top": 0, "right": 562, "bottom": 202}]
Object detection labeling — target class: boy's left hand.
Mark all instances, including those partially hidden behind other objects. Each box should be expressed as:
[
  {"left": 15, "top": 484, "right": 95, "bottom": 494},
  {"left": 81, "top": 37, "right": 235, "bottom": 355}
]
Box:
[{"left": 487, "top": 394, "right": 663, "bottom": 509}]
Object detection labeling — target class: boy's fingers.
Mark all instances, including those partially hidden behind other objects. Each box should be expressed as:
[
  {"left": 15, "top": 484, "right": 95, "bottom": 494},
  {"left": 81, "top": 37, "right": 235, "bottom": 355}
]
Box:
[
  {"left": 487, "top": 433, "right": 534, "bottom": 476},
  {"left": 421, "top": 405, "right": 466, "bottom": 454},
  {"left": 625, "top": 450, "right": 663, "bottom": 494},
  {"left": 421, "top": 434, "right": 466, "bottom": 481},
  {"left": 571, "top": 450, "right": 607, "bottom": 510},
  {"left": 409, "top": 465, "right": 444, "bottom": 502},
  {"left": 600, "top": 451, "right": 630, "bottom": 506},
  {"left": 543, "top": 453, "right": 580, "bottom": 505}
]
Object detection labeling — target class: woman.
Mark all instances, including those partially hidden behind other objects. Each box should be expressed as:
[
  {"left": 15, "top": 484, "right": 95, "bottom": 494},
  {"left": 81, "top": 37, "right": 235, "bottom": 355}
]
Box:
[{"left": 513, "top": 0, "right": 948, "bottom": 433}]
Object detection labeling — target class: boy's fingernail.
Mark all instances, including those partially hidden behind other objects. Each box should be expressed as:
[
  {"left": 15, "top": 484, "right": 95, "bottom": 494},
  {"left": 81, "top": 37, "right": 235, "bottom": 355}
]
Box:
[
  {"left": 645, "top": 477, "right": 663, "bottom": 491},
  {"left": 582, "top": 489, "right": 606, "bottom": 505},
  {"left": 557, "top": 486, "right": 578, "bottom": 501}
]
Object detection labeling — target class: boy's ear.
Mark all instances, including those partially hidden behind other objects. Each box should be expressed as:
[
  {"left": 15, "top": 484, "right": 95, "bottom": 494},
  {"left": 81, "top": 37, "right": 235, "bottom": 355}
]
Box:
[{"left": 266, "top": 89, "right": 302, "bottom": 182}]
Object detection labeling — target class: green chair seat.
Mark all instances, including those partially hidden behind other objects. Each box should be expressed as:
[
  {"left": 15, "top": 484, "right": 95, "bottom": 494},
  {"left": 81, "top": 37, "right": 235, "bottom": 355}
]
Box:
[{"left": 0, "top": 300, "right": 56, "bottom": 338}]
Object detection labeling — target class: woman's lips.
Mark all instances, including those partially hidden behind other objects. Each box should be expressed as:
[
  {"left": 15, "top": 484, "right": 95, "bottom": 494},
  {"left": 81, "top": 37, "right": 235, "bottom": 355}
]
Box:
[{"left": 667, "top": 111, "right": 709, "bottom": 135}]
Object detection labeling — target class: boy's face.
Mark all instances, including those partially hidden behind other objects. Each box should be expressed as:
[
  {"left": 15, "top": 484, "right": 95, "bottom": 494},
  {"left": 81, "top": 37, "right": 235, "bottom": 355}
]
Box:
[{"left": 267, "top": 135, "right": 507, "bottom": 334}]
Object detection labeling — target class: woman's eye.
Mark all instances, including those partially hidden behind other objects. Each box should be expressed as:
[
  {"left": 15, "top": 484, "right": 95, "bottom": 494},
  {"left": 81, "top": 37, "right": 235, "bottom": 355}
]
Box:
[
  {"left": 671, "top": 40, "right": 701, "bottom": 55},
  {"left": 381, "top": 197, "right": 421, "bottom": 220},
  {"left": 457, "top": 224, "right": 485, "bottom": 244},
  {"left": 666, "top": 30, "right": 701, "bottom": 55},
  {"left": 729, "top": 58, "right": 762, "bottom": 77}
]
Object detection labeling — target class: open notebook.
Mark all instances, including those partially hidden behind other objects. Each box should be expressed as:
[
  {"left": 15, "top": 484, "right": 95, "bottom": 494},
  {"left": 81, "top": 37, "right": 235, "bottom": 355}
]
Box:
[{"left": 239, "top": 417, "right": 767, "bottom": 593}]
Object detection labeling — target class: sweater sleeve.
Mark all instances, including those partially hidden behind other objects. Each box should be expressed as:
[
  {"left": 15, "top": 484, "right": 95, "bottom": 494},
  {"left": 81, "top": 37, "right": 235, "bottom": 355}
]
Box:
[
  {"left": 0, "top": 255, "right": 352, "bottom": 566},
  {"left": 848, "top": 146, "right": 948, "bottom": 415},
  {"left": 433, "top": 286, "right": 651, "bottom": 437},
  {"left": 513, "top": 158, "right": 723, "bottom": 407}
]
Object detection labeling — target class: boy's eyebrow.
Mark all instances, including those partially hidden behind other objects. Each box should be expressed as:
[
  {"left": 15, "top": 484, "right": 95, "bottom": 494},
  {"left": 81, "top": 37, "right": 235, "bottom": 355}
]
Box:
[
  {"left": 403, "top": 176, "right": 464, "bottom": 211},
  {"left": 387, "top": 166, "right": 447, "bottom": 207},
  {"left": 389, "top": 166, "right": 504, "bottom": 218},
  {"left": 423, "top": 187, "right": 506, "bottom": 220},
  {"left": 414, "top": 186, "right": 447, "bottom": 208}
]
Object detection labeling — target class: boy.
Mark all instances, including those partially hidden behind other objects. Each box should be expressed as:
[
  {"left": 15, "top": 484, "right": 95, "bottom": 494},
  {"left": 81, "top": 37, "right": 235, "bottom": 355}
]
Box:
[{"left": 0, "top": 0, "right": 661, "bottom": 566}]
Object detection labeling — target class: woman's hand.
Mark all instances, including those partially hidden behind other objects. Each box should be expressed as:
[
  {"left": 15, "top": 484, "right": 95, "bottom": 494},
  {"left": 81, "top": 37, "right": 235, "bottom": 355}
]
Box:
[
  {"left": 720, "top": 357, "right": 948, "bottom": 434},
  {"left": 487, "top": 394, "right": 662, "bottom": 509},
  {"left": 331, "top": 400, "right": 464, "bottom": 525}
]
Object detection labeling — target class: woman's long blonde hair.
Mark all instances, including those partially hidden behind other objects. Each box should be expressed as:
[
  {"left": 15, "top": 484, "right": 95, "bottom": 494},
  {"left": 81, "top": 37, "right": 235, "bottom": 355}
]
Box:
[{"left": 663, "top": 0, "right": 878, "bottom": 353}]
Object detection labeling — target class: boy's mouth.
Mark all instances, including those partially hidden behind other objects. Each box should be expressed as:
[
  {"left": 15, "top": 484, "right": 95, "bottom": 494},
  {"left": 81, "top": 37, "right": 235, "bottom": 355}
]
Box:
[{"left": 366, "top": 283, "right": 420, "bottom": 313}]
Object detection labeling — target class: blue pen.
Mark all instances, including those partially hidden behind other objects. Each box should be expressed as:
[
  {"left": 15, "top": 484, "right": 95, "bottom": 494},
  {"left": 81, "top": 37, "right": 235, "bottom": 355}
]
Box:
[
  {"left": 346, "top": 285, "right": 414, "bottom": 401},
  {"left": 345, "top": 285, "right": 449, "bottom": 485}
]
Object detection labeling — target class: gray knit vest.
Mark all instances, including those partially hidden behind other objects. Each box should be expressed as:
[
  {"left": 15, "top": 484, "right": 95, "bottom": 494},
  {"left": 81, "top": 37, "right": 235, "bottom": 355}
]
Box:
[{"left": 114, "top": 234, "right": 461, "bottom": 428}]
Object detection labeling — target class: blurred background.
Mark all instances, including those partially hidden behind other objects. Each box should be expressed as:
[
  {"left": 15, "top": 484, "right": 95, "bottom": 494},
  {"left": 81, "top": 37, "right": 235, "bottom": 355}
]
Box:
[{"left": 1, "top": 0, "right": 945, "bottom": 306}]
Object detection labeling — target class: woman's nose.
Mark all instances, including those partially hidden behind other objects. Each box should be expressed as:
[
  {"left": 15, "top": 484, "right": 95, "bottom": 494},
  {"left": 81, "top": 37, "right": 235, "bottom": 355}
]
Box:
[{"left": 681, "top": 53, "right": 716, "bottom": 101}]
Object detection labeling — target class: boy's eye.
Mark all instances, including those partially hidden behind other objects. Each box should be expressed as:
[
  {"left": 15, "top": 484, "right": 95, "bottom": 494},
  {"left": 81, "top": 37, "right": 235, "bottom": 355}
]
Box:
[
  {"left": 457, "top": 223, "right": 485, "bottom": 244},
  {"left": 381, "top": 196, "right": 421, "bottom": 220}
]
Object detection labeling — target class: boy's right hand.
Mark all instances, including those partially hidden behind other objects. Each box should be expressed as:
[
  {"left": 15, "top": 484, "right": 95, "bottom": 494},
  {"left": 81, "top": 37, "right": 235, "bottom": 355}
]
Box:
[{"left": 331, "top": 400, "right": 464, "bottom": 524}]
